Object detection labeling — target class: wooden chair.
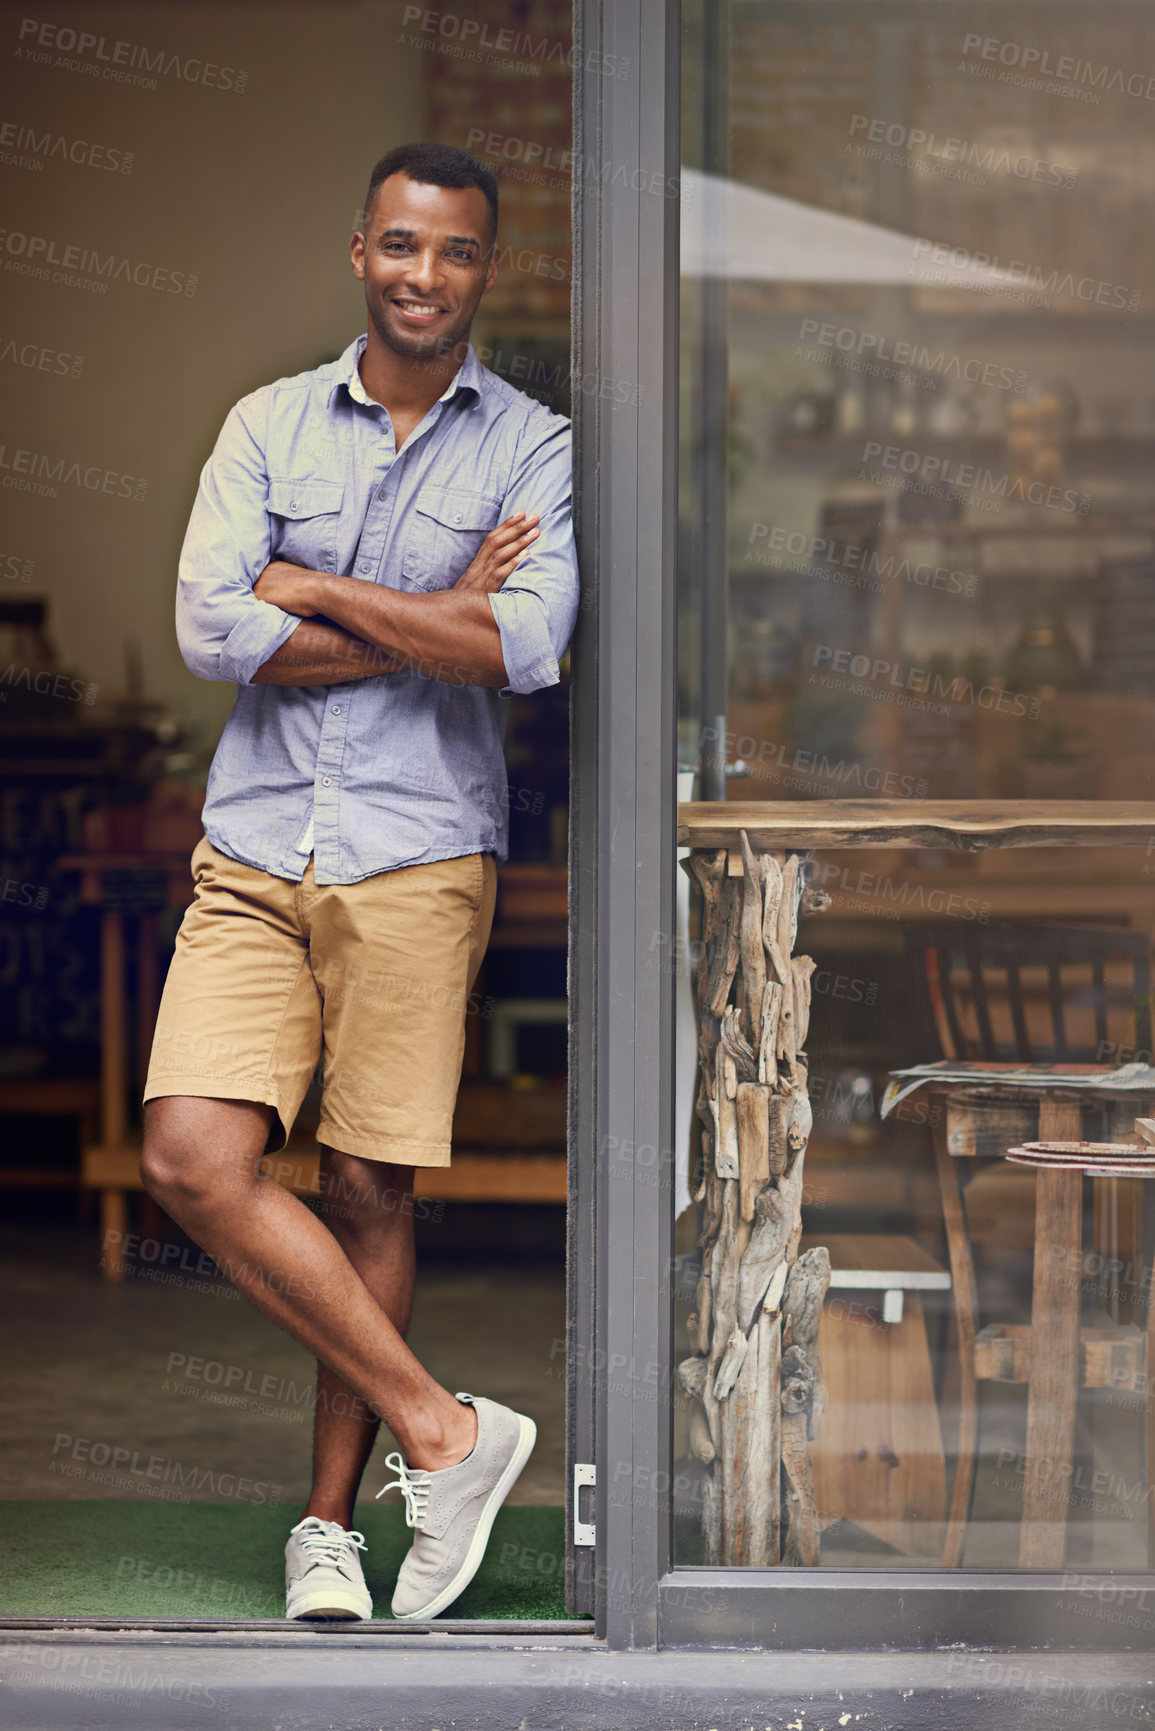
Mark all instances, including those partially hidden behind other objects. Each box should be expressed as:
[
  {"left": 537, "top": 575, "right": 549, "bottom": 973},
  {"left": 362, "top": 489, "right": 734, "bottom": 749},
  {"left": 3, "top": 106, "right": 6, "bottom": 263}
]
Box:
[
  {"left": 909, "top": 922, "right": 1152, "bottom": 1068},
  {"left": 903, "top": 922, "right": 1155, "bottom": 1568}
]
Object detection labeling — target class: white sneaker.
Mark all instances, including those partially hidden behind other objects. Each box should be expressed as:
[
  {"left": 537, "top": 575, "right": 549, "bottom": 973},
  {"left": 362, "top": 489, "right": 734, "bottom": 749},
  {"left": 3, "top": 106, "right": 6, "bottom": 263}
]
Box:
[
  {"left": 378, "top": 1392, "right": 536, "bottom": 1620},
  {"left": 285, "top": 1516, "right": 372, "bottom": 1620}
]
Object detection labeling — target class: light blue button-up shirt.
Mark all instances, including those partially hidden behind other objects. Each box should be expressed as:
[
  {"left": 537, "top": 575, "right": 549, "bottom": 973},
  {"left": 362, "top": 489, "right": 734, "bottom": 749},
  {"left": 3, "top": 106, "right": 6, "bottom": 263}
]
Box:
[{"left": 177, "top": 336, "right": 579, "bottom": 884}]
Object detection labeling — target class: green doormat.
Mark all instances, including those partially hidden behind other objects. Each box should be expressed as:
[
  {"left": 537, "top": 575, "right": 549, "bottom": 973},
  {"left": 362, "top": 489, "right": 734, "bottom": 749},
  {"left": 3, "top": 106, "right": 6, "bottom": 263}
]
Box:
[{"left": 0, "top": 1502, "right": 573, "bottom": 1622}]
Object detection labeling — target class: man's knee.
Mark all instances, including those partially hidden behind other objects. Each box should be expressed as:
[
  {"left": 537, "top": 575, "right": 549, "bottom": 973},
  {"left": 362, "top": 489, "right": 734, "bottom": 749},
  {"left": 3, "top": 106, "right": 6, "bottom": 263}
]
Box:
[
  {"left": 140, "top": 1126, "right": 217, "bottom": 1212},
  {"left": 140, "top": 1098, "right": 266, "bottom": 1212}
]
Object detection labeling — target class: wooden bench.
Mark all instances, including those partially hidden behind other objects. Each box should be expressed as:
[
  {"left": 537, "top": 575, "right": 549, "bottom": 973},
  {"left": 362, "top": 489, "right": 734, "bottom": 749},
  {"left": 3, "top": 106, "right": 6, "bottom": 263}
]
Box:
[
  {"left": 87, "top": 1143, "right": 568, "bottom": 1278},
  {"left": 800, "top": 1233, "right": 950, "bottom": 1558}
]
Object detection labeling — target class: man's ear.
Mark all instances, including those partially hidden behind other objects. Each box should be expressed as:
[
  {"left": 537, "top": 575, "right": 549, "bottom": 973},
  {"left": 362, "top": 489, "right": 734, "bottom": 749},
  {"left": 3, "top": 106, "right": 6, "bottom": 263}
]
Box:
[
  {"left": 350, "top": 230, "right": 366, "bottom": 281},
  {"left": 481, "top": 249, "right": 499, "bottom": 295}
]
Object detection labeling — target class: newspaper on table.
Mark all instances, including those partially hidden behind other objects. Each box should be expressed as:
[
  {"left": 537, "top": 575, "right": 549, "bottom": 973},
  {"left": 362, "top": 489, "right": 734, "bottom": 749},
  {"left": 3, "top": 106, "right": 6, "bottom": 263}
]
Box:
[{"left": 881, "top": 1060, "right": 1155, "bottom": 1120}]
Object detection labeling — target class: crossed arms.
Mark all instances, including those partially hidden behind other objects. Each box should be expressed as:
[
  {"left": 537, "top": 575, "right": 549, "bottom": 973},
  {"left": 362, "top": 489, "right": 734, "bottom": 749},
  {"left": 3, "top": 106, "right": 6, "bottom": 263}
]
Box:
[
  {"left": 251, "top": 513, "right": 539, "bottom": 689},
  {"left": 176, "top": 398, "right": 578, "bottom": 696}
]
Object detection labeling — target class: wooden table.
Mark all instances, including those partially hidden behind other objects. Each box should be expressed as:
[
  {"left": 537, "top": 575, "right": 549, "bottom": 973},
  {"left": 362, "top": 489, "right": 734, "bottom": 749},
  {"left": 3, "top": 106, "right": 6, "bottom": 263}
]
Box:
[
  {"left": 677, "top": 800, "right": 1155, "bottom": 1569},
  {"left": 919, "top": 1079, "right": 1155, "bottom": 1569},
  {"left": 58, "top": 851, "right": 194, "bottom": 1259}
]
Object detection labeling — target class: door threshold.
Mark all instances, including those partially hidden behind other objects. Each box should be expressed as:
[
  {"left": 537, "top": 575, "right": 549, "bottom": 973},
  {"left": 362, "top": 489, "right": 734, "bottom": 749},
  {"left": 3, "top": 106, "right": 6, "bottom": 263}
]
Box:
[{"left": 0, "top": 1615, "right": 595, "bottom": 1639}]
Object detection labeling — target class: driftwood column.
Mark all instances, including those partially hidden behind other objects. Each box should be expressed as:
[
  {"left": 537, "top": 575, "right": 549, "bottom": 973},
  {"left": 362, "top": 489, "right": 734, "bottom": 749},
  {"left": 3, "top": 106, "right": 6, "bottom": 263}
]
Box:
[
  {"left": 678, "top": 831, "right": 830, "bottom": 1567},
  {"left": 676, "top": 799, "right": 1155, "bottom": 1567}
]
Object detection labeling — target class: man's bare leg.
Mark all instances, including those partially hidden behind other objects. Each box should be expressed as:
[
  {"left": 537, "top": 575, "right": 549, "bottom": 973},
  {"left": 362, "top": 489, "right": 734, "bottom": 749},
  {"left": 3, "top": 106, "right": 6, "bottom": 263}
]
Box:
[
  {"left": 302, "top": 1151, "right": 418, "bottom": 1528},
  {"left": 140, "top": 1097, "right": 476, "bottom": 1472}
]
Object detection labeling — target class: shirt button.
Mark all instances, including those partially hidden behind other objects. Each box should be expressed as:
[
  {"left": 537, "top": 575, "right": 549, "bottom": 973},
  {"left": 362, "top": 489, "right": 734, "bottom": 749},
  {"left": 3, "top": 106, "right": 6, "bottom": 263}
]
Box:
[
  {"left": 322, "top": 777, "right": 332, "bottom": 787},
  {"left": 289, "top": 500, "right": 299, "bottom": 511},
  {"left": 359, "top": 561, "right": 372, "bottom": 574},
  {"left": 453, "top": 512, "right": 462, "bottom": 523},
  {"left": 331, "top": 705, "right": 341, "bottom": 715}
]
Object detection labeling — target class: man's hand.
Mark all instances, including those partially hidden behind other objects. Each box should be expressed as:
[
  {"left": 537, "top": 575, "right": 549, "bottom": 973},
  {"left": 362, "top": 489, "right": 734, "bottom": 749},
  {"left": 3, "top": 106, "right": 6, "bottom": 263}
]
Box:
[
  {"left": 455, "top": 512, "right": 539, "bottom": 593},
  {"left": 251, "top": 512, "right": 540, "bottom": 689},
  {"left": 253, "top": 562, "right": 324, "bottom": 616}
]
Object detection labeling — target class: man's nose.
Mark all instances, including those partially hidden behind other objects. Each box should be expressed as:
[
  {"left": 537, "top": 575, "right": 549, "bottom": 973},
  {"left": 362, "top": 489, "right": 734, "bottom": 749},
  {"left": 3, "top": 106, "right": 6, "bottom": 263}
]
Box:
[{"left": 402, "top": 249, "right": 444, "bottom": 296}]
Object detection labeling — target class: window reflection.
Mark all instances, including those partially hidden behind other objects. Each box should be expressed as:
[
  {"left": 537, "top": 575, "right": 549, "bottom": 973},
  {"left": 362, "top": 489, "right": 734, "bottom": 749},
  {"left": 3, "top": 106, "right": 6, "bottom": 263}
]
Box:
[{"left": 675, "top": 0, "right": 1155, "bottom": 1573}]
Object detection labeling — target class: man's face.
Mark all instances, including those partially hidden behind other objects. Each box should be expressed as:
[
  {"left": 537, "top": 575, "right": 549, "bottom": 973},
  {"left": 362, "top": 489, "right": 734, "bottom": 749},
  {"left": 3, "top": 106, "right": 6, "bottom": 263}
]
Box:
[{"left": 351, "top": 173, "right": 497, "bottom": 361}]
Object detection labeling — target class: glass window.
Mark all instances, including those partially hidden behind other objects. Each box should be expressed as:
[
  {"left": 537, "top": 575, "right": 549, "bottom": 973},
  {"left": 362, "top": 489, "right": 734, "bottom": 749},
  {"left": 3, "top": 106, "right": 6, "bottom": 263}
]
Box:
[{"left": 675, "top": 0, "right": 1155, "bottom": 1572}]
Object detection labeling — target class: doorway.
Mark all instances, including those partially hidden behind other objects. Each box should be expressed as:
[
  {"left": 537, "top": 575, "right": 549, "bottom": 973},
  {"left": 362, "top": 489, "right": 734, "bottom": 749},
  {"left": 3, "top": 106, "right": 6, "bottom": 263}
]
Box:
[{"left": 0, "top": 0, "right": 583, "bottom": 1630}]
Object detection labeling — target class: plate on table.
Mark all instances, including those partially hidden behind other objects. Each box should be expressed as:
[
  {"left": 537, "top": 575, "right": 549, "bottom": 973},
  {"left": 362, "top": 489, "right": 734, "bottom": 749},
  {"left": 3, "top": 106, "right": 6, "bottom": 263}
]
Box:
[
  {"left": 1017, "top": 1140, "right": 1153, "bottom": 1158},
  {"left": 1006, "top": 1148, "right": 1155, "bottom": 1176}
]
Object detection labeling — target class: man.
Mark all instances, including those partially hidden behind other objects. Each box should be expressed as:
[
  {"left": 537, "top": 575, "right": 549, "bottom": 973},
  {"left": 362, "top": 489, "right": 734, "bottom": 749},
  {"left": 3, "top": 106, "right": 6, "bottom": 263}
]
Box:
[{"left": 140, "top": 142, "right": 578, "bottom": 1622}]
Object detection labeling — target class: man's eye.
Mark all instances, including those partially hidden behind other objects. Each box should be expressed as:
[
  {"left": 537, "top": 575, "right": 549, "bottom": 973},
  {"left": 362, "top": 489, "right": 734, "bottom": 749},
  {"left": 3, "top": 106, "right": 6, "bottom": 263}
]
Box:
[{"left": 448, "top": 250, "right": 474, "bottom": 263}]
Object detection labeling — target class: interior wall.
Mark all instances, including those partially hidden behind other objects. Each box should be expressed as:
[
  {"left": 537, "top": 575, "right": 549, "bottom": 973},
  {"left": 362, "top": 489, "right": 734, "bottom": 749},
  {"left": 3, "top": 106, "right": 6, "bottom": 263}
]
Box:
[{"left": 1, "top": 0, "right": 426, "bottom": 740}]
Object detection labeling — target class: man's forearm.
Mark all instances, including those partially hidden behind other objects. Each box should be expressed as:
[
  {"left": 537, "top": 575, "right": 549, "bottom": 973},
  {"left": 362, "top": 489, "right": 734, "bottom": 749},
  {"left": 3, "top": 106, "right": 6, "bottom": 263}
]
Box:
[
  {"left": 252, "top": 619, "right": 403, "bottom": 686},
  {"left": 310, "top": 573, "right": 508, "bottom": 687}
]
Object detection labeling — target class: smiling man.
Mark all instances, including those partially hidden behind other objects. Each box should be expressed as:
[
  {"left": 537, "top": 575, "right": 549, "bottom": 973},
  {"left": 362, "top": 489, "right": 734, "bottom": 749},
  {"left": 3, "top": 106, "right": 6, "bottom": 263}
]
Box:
[{"left": 139, "top": 143, "right": 578, "bottom": 1622}]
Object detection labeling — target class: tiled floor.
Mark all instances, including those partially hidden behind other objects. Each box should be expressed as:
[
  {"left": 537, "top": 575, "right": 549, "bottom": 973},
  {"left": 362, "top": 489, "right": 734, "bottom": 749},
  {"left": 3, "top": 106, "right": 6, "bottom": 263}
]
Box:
[{"left": 0, "top": 1226, "right": 566, "bottom": 1511}]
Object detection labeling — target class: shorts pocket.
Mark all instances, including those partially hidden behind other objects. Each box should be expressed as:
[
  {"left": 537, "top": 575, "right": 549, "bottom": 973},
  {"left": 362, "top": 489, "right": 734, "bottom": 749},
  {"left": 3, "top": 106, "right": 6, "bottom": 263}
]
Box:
[
  {"left": 401, "top": 485, "right": 501, "bottom": 592},
  {"left": 266, "top": 477, "right": 345, "bottom": 572}
]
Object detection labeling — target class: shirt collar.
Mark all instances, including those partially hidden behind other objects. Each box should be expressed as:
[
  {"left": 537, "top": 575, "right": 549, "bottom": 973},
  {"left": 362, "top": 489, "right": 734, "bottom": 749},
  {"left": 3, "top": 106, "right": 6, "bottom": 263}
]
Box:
[{"left": 328, "top": 334, "right": 484, "bottom": 410}]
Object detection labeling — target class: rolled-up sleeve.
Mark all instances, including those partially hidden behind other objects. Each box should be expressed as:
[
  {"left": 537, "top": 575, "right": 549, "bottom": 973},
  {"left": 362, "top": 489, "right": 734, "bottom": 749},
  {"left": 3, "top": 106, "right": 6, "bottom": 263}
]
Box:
[
  {"left": 488, "top": 415, "right": 580, "bottom": 696},
  {"left": 176, "top": 394, "right": 302, "bottom": 684}
]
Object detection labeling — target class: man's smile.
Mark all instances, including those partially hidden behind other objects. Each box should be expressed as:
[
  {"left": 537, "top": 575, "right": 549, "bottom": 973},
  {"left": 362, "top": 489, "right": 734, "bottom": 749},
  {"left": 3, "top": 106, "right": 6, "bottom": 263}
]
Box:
[{"left": 391, "top": 298, "right": 447, "bottom": 324}]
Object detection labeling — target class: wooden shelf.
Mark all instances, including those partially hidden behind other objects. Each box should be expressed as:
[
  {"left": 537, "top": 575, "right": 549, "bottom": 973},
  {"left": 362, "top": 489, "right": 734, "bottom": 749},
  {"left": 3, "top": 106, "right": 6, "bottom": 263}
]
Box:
[
  {"left": 678, "top": 799, "right": 1155, "bottom": 853},
  {"left": 82, "top": 1144, "right": 566, "bottom": 1205}
]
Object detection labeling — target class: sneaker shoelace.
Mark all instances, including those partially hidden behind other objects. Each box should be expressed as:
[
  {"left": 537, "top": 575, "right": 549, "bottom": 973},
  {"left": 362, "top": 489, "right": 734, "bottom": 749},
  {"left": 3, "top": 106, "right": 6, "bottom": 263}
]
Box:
[
  {"left": 376, "top": 1450, "right": 432, "bottom": 1529},
  {"left": 292, "top": 1517, "right": 367, "bottom": 1567}
]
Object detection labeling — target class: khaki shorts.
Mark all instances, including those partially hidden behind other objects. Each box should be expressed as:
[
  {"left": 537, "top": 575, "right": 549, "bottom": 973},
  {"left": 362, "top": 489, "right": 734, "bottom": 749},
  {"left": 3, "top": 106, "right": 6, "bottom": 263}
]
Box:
[{"left": 144, "top": 837, "right": 496, "bottom": 1166}]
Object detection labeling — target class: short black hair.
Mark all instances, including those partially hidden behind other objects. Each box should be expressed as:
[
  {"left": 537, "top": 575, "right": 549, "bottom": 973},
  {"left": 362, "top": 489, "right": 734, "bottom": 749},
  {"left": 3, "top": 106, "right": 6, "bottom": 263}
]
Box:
[{"left": 362, "top": 142, "right": 499, "bottom": 242}]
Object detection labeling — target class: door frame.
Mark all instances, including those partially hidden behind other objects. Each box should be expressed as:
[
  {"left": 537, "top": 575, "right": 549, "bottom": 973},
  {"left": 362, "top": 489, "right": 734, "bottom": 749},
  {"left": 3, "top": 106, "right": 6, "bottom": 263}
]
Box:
[
  {"left": 568, "top": 0, "right": 681, "bottom": 1648},
  {"left": 568, "top": 0, "right": 1155, "bottom": 1656}
]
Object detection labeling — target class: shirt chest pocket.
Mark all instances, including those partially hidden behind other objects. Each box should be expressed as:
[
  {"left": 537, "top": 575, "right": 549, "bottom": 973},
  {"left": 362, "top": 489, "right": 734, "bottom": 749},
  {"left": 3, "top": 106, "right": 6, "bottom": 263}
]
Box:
[
  {"left": 266, "top": 479, "right": 345, "bottom": 572},
  {"left": 401, "top": 485, "right": 502, "bottom": 592}
]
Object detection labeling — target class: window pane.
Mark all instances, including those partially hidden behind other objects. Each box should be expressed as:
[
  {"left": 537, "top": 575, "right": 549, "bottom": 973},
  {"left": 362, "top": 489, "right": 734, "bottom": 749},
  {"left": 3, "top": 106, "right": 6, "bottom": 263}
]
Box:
[{"left": 675, "top": 0, "right": 1155, "bottom": 1572}]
